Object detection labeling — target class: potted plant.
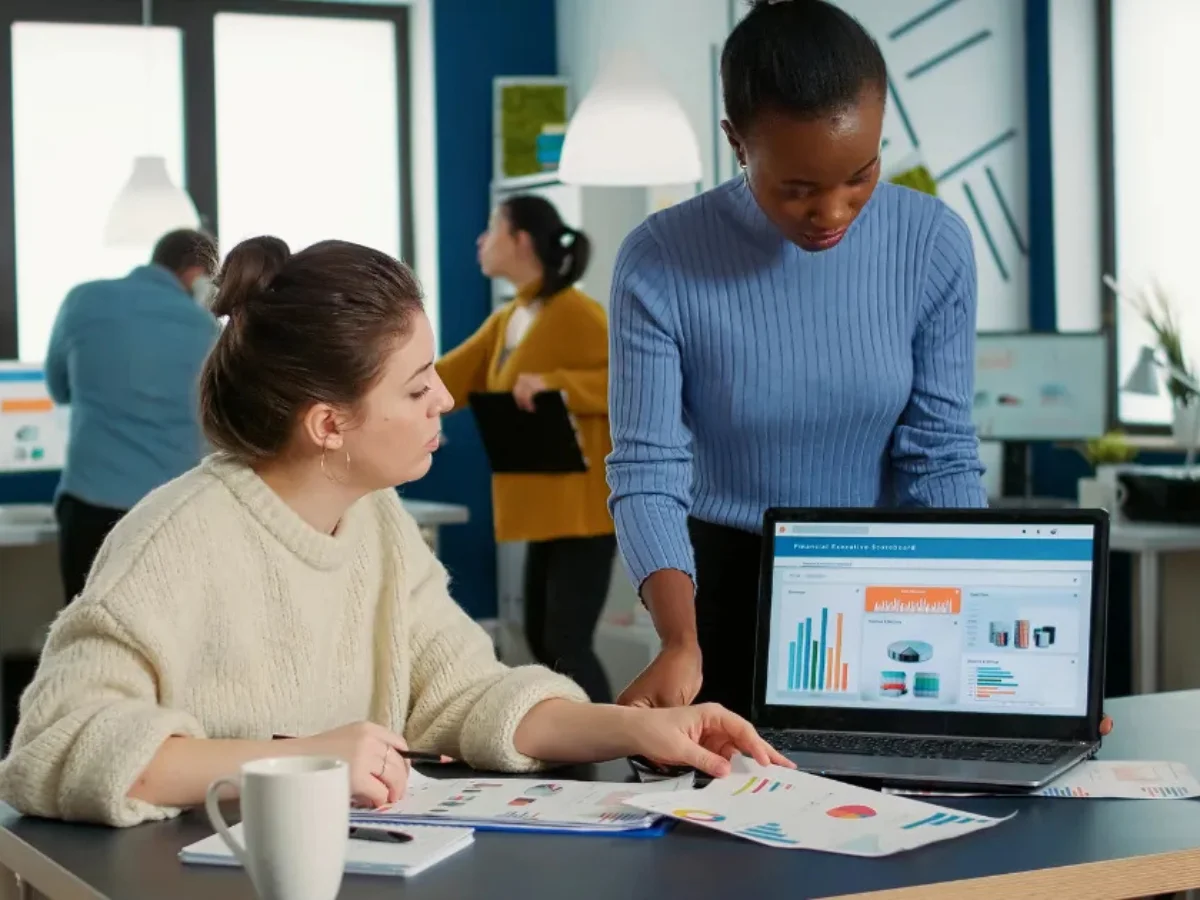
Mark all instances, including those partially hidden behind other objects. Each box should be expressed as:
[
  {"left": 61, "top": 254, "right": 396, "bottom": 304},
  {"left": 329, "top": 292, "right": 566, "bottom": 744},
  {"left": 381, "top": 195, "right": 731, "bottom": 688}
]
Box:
[
  {"left": 1077, "top": 430, "right": 1138, "bottom": 509},
  {"left": 1122, "top": 279, "right": 1199, "bottom": 446}
]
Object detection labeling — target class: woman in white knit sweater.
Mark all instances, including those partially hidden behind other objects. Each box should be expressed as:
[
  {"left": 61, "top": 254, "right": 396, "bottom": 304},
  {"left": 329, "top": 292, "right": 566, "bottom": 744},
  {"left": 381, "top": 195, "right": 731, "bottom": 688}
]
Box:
[{"left": 0, "top": 236, "right": 788, "bottom": 827}]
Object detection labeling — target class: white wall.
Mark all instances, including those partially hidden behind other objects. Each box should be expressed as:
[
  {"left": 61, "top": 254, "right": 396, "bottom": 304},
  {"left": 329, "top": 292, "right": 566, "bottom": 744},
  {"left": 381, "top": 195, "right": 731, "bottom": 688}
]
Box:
[
  {"left": 1049, "top": 0, "right": 1103, "bottom": 333},
  {"left": 837, "top": 0, "right": 1029, "bottom": 331},
  {"left": 557, "top": 0, "right": 1031, "bottom": 332},
  {"left": 556, "top": 0, "right": 736, "bottom": 194}
]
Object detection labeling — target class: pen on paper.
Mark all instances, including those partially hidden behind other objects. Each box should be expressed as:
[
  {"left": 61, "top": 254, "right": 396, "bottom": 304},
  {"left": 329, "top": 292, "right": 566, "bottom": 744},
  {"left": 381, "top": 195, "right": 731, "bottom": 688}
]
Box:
[{"left": 271, "top": 735, "right": 455, "bottom": 764}]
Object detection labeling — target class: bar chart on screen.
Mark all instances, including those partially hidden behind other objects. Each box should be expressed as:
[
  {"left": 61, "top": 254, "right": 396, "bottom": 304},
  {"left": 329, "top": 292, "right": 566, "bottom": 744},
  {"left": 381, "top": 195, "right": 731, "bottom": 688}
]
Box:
[
  {"left": 964, "top": 654, "right": 1080, "bottom": 710},
  {"left": 783, "top": 602, "right": 859, "bottom": 694}
]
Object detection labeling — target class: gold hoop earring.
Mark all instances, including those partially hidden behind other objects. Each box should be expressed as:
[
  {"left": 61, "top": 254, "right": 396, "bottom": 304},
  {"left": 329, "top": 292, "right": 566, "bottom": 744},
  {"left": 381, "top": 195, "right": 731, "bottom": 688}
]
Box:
[{"left": 320, "top": 443, "right": 352, "bottom": 483}]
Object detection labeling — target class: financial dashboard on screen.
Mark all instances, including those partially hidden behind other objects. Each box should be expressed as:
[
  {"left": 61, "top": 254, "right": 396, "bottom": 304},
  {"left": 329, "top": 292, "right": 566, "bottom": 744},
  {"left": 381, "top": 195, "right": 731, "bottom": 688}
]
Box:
[{"left": 763, "top": 522, "right": 1095, "bottom": 717}]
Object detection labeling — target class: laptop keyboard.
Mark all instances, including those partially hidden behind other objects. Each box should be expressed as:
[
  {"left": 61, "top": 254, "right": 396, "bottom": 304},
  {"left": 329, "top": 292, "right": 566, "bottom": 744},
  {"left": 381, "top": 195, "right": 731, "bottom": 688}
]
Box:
[{"left": 761, "top": 730, "right": 1071, "bottom": 765}]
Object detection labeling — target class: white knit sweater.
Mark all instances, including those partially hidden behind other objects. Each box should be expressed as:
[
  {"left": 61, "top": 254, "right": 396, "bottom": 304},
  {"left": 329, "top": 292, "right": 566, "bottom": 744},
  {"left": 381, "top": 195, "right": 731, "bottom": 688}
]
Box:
[{"left": 0, "top": 456, "right": 586, "bottom": 826}]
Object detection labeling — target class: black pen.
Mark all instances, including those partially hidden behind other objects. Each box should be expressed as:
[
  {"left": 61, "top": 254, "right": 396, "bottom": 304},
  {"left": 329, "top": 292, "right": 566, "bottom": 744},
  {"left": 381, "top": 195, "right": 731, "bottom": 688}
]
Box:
[
  {"left": 271, "top": 734, "right": 455, "bottom": 764},
  {"left": 349, "top": 826, "right": 412, "bottom": 843}
]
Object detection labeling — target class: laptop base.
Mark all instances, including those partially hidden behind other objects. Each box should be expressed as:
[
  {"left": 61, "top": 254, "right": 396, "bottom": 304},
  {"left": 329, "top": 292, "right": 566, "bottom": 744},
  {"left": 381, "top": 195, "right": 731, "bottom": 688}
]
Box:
[{"left": 781, "top": 741, "right": 1097, "bottom": 792}]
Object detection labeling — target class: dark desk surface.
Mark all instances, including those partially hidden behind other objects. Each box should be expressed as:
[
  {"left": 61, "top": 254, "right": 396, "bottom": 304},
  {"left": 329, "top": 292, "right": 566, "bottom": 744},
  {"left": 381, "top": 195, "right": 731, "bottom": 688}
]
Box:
[{"left": 5, "top": 692, "right": 1200, "bottom": 900}]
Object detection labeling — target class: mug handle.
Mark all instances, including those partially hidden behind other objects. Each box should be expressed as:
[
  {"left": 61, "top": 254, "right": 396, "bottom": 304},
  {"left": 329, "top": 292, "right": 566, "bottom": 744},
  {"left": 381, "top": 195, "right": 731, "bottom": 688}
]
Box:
[{"left": 205, "top": 776, "right": 249, "bottom": 867}]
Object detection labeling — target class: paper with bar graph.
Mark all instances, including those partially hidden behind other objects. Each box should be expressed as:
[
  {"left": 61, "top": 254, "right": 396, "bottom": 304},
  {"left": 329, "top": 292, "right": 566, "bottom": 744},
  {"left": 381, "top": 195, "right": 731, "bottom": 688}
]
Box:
[
  {"left": 883, "top": 761, "right": 1200, "bottom": 800},
  {"left": 626, "top": 756, "right": 1013, "bottom": 856},
  {"left": 1035, "top": 761, "right": 1200, "bottom": 798}
]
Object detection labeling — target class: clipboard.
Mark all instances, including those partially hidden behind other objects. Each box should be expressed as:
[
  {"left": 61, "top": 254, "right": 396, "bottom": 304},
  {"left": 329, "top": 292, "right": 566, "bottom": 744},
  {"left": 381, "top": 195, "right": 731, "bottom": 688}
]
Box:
[{"left": 467, "top": 391, "right": 588, "bottom": 474}]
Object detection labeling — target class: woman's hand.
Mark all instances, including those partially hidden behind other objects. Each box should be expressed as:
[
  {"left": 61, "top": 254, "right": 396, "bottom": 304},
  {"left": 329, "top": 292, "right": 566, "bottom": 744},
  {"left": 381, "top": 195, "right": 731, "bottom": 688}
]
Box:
[
  {"left": 295, "top": 722, "right": 410, "bottom": 808},
  {"left": 626, "top": 703, "right": 793, "bottom": 778},
  {"left": 512, "top": 373, "right": 548, "bottom": 411},
  {"left": 1101, "top": 715, "right": 1113, "bottom": 736},
  {"left": 617, "top": 641, "right": 703, "bottom": 708}
]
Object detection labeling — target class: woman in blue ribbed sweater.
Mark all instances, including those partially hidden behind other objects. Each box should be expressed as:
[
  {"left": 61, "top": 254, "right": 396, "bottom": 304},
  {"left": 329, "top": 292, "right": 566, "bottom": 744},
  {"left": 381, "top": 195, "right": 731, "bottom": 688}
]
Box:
[{"left": 607, "top": 0, "right": 992, "bottom": 719}]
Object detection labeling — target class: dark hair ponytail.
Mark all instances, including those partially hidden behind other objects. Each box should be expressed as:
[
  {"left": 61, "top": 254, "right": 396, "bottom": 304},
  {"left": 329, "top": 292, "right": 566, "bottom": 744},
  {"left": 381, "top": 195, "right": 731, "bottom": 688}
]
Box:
[{"left": 502, "top": 194, "right": 591, "bottom": 299}]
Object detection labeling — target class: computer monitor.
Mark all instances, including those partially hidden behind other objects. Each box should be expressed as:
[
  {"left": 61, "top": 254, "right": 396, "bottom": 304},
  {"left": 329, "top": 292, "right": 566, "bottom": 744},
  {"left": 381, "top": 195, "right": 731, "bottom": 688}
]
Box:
[
  {"left": 974, "top": 332, "right": 1108, "bottom": 441},
  {"left": 0, "top": 362, "right": 67, "bottom": 473},
  {"left": 753, "top": 508, "right": 1109, "bottom": 742}
]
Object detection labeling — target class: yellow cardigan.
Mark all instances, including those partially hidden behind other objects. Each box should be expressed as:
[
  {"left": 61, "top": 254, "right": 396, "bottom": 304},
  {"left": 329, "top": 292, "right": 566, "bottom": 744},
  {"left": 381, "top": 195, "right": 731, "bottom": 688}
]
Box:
[{"left": 436, "top": 285, "right": 614, "bottom": 543}]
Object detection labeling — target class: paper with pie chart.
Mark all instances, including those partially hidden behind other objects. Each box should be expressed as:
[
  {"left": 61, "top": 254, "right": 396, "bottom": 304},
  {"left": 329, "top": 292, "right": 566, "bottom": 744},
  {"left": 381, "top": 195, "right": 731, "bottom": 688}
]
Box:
[{"left": 625, "top": 757, "right": 1013, "bottom": 856}]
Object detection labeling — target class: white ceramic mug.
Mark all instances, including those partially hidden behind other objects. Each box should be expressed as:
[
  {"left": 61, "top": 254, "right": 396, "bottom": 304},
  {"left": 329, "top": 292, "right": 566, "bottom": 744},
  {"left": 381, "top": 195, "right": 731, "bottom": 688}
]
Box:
[{"left": 205, "top": 756, "right": 350, "bottom": 900}]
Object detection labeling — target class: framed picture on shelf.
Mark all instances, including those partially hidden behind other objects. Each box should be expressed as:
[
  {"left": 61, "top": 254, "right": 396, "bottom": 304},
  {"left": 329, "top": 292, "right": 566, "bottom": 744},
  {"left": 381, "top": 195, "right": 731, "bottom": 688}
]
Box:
[{"left": 493, "top": 77, "right": 570, "bottom": 181}]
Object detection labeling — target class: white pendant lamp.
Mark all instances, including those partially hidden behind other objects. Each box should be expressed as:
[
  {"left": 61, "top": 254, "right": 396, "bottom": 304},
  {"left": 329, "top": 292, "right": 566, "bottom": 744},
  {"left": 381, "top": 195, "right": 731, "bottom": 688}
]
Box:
[
  {"left": 558, "top": 50, "right": 702, "bottom": 187},
  {"left": 103, "top": 0, "right": 200, "bottom": 247},
  {"left": 103, "top": 155, "right": 200, "bottom": 246}
]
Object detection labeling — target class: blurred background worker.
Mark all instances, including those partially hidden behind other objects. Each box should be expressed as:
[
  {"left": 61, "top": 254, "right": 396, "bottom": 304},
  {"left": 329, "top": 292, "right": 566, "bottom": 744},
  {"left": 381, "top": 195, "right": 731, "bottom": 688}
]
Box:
[
  {"left": 45, "top": 228, "right": 220, "bottom": 602},
  {"left": 438, "top": 195, "right": 615, "bottom": 702}
]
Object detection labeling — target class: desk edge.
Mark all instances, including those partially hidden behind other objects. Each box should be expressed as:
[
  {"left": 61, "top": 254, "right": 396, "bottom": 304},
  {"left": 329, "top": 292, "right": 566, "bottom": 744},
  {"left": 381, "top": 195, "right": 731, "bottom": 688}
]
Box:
[
  {"left": 0, "top": 825, "right": 107, "bottom": 900},
  {"left": 823, "top": 846, "right": 1200, "bottom": 900}
]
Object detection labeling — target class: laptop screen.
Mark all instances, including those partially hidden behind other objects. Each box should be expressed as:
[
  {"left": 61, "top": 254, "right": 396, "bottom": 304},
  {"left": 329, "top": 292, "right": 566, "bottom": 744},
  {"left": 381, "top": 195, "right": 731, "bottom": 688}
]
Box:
[{"left": 762, "top": 520, "right": 1096, "bottom": 718}]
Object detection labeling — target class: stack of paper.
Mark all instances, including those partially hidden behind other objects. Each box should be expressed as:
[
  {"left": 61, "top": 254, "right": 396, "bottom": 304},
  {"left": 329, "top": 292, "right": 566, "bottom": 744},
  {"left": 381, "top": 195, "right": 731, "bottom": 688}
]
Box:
[
  {"left": 180, "top": 822, "right": 474, "bottom": 877},
  {"left": 351, "top": 769, "right": 693, "bottom": 835},
  {"left": 624, "top": 756, "right": 1014, "bottom": 857}
]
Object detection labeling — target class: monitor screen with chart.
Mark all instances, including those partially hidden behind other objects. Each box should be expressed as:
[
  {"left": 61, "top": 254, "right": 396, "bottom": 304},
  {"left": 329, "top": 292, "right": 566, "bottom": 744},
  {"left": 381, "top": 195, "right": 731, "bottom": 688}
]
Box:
[
  {"left": 973, "top": 332, "right": 1108, "bottom": 440},
  {"left": 761, "top": 519, "right": 1098, "bottom": 718},
  {"left": 0, "top": 363, "right": 67, "bottom": 473}
]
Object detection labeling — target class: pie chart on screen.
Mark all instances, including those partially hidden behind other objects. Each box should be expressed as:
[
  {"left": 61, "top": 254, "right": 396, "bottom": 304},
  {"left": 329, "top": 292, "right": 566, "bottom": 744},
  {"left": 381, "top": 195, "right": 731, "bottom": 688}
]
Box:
[{"left": 826, "top": 804, "right": 877, "bottom": 819}]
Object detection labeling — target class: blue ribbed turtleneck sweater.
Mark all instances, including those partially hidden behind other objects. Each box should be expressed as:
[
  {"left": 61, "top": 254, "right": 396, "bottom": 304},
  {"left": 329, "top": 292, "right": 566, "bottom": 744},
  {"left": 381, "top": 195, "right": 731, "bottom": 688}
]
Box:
[{"left": 606, "top": 178, "right": 987, "bottom": 587}]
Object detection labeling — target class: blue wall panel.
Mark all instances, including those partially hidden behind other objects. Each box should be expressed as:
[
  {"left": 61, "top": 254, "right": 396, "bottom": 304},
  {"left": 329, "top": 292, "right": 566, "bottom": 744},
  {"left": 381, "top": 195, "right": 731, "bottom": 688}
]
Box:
[{"left": 400, "top": 0, "right": 559, "bottom": 618}]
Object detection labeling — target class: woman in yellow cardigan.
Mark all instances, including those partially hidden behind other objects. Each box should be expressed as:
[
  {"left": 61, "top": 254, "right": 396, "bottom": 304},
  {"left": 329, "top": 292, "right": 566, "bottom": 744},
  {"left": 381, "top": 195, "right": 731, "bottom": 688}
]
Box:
[{"left": 437, "top": 195, "right": 614, "bottom": 702}]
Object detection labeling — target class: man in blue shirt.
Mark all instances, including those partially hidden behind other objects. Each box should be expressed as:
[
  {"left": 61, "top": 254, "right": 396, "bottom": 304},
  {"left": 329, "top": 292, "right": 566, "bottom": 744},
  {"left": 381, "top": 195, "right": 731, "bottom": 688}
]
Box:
[{"left": 46, "top": 229, "right": 220, "bottom": 602}]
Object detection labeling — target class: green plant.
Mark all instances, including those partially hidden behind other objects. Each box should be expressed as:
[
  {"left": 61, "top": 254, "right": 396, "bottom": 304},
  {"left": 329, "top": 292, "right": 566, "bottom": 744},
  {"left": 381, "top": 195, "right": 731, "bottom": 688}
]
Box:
[
  {"left": 1082, "top": 430, "right": 1138, "bottom": 468},
  {"left": 1127, "top": 280, "right": 1197, "bottom": 405}
]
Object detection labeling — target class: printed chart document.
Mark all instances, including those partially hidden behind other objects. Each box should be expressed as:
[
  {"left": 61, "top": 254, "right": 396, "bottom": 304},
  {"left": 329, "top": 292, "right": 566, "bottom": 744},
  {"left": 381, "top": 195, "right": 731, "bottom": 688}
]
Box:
[
  {"left": 625, "top": 757, "right": 1013, "bottom": 857},
  {"left": 352, "top": 770, "right": 693, "bottom": 833},
  {"left": 180, "top": 823, "right": 473, "bottom": 877},
  {"left": 884, "top": 760, "right": 1200, "bottom": 800}
]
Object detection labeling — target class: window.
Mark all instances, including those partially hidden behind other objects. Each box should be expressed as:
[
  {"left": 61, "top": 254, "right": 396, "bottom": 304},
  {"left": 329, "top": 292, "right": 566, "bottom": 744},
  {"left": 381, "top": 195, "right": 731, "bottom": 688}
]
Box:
[
  {"left": 10, "top": 22, "right": 186, "bottom": 361},
  {"left": 213, "top": 13, "right": 403, "bottom": 262},
  {"left": 1108, "top": 0, "right": 1200, "bottom": 426},
  {"left": 0, "top": 1, "right": 417, "bottom": 360}
]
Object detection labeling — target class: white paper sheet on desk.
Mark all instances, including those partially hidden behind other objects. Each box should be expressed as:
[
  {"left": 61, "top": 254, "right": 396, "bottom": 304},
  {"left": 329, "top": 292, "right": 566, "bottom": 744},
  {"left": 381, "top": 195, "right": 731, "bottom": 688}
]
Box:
[
  {"left": 179, "top": 822, "right": 473, "bottom": 877},
  {"left": 624, "top": 756, "right": 1013, "bottom": 857},
  {"left": 882, "top": 760, "right": 1200, "bottom": 800},
  {"left": 351, "top": 769, "right": 694, "bottom": 832}
]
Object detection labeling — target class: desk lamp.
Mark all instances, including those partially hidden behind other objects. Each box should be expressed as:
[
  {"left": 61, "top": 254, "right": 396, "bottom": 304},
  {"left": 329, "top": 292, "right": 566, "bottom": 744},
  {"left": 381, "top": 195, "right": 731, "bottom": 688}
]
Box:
[{"left": 1122, "top": 345, "right": 1200, "bottom": 468}]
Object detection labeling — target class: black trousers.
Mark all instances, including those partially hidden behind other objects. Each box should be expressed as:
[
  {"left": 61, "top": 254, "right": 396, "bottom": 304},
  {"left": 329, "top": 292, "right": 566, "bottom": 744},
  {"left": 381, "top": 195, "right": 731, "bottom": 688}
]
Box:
[
  {"left": 689, "top": 517, "right": 763, "bottom": 719},
  {"left": 523, "top": 534, "right": 617, "bottom": 703},
  {"left": 55, "top": 493, "right": 127, "bottom": 604}
]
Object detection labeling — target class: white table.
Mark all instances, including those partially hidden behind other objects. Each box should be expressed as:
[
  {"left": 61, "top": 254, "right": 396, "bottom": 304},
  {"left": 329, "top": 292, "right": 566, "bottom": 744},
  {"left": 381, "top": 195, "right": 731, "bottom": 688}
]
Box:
[
  {"left": 0, "top": 498, "right": 469, "bottom": 551},
  {"left": 1109, "top": 521, "right": 1200, "bottom": 695},
  {"left": 0, "top": 507, "right": 56, "bottom": 548}
]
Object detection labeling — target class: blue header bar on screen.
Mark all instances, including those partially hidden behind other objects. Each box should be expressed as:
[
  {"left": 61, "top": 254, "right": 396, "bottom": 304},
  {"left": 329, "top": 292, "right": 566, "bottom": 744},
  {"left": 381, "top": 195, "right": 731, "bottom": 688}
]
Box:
[
  {"left": 773, "top": 536, "right": 1094, "bottom": 562},
  {"left": 0, "top": 370, "right": 43, "bottom": 382}
]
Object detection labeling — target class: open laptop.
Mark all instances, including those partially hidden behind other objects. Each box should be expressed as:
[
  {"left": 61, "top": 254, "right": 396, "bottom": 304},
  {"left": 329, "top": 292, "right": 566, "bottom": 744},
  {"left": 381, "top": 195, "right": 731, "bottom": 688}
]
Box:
[{"left": 751, "top": 507, "right": 1109, "bottom": 792}]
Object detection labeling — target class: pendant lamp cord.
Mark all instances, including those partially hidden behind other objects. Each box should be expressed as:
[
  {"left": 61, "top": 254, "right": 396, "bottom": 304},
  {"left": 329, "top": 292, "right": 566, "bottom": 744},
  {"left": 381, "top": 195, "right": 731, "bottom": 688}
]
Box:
[{"left": 141, "top": 0, "right": 153, "bottom": 152}]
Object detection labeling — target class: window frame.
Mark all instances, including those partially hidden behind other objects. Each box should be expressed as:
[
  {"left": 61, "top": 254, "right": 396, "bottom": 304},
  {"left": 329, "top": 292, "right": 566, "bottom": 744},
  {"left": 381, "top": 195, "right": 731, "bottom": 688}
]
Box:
[
  {"left": 0, "top": 0, "right": 413, "bottom": 360},
  {"left": 1096, "top": 0, "right": 1175, "bottom": 435}
]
